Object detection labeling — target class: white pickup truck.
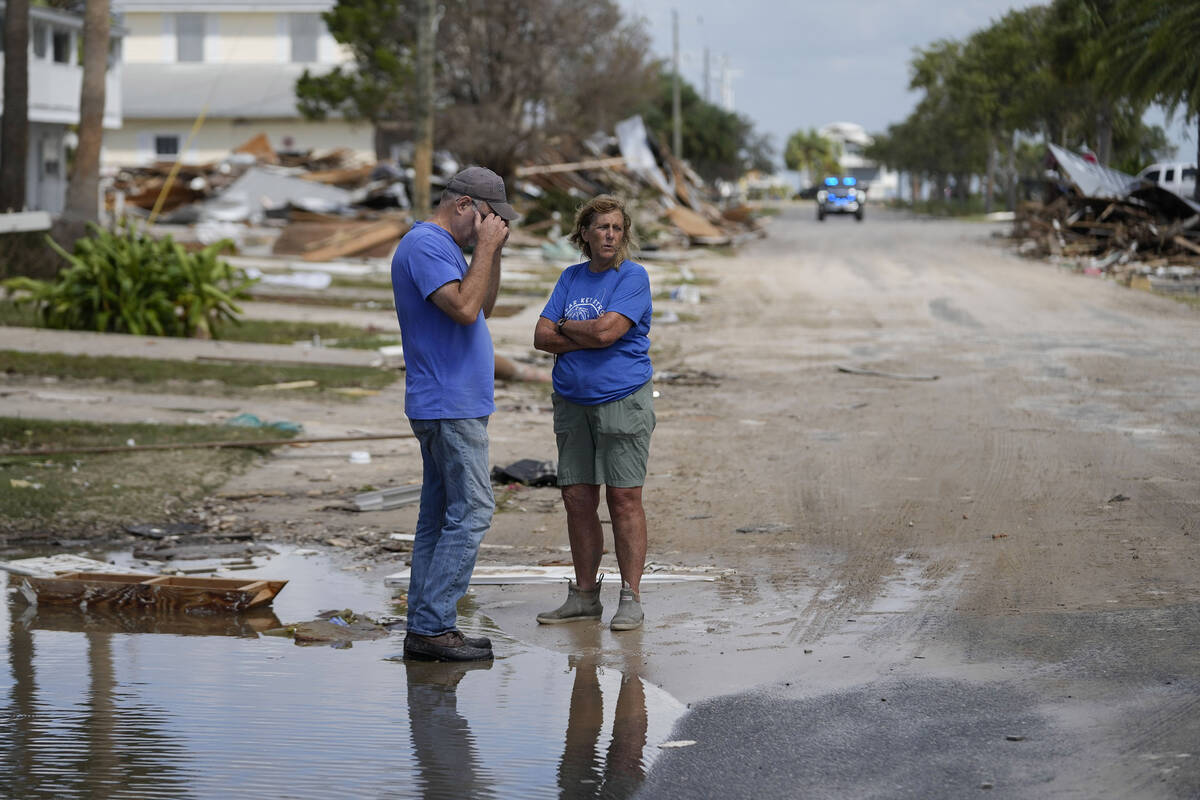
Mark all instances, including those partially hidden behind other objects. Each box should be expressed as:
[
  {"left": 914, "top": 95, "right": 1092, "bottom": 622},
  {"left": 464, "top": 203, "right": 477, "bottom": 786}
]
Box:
[{"left": 1137, "top": 161, "right": 1197, "bottom": 199}]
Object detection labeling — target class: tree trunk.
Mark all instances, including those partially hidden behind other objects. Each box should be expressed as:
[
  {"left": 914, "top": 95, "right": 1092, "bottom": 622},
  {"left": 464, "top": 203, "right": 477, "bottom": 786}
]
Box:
[
  {"left": 0, "top": 0, "right": 31, "bottom": 212},
  {"left": 1007, "top": 131, "right": 1018, "bottom": 212},
  {"left": 984, "top": 135, "right": 997, "bottom": 215},
  {"left": 1195, "top": 116, "right": 1199, "bottom": 204},
  {"left": 1096, "top": 103, "right": 1113, "bottom": 166},
  {"left": 64, "top": 0, "right": 110, "bottom": 223}
]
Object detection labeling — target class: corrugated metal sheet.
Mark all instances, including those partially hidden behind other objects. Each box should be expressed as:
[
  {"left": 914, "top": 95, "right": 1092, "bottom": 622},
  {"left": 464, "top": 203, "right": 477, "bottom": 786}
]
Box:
[{"left": 1047, "top": 143, "right": 1141, "bottom": 199}]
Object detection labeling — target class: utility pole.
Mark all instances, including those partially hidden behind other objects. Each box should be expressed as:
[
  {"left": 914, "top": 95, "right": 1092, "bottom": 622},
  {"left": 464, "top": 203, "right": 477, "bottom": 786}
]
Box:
[
  {"left": 413, "top": 0, "right": 436, "bottom": 218},
  {"left": 703, "top": 46, "right": 710, "bottom": 102},
  {"left": 671, "top": 9, "right": 681, "bottom": 159}
]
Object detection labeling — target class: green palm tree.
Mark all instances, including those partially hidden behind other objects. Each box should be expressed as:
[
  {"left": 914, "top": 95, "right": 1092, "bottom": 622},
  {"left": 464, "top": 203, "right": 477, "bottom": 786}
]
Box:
[
  {"left": 784, "top": 128, "right": 840, "bottom": 183},
  {"left": 1103, "top": 0, "right": 1200, "bottom": 200}
]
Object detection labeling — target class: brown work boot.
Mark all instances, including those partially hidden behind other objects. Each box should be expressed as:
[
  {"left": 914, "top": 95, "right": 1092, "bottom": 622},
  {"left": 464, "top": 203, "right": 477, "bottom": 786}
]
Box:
[{"left": 403, "top": 630, "right": 494, "bottom": 662}]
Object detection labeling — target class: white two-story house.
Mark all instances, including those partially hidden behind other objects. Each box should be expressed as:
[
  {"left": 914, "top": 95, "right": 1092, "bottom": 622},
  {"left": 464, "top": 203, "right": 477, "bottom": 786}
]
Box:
[
  {"left": 104, "top": 0, "right": 372, "bottom": 166},
  {"left": 0, "top": 2, "right": 124, "bottom": 214}
]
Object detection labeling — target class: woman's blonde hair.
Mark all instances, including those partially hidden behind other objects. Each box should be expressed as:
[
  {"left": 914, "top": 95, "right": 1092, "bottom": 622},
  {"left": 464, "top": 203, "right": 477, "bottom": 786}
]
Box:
[{"left": 568, "top": 194, "right": 637, "bottom": 266}]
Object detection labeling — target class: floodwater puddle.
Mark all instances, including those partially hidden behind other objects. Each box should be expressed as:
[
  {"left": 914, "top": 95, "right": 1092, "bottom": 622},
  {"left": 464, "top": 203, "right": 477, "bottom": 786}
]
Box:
[{"left": 0, "top": 547, "right": 685, "bottom": 799}]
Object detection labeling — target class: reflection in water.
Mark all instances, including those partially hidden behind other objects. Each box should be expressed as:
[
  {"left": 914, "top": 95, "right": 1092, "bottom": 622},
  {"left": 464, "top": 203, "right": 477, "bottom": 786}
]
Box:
[
  {"left": 2, "top": 596, "right": 198, "bottom": 799},
  {"left": 404, "top": 660, "right": 498, "bottom": 800},
  {"left": 0, "top": 553, "right": 683, "bottom": 799},
  {"left": 22, "top": 604, "right": 282, "bottom": 638},
  {"left": 557, "top": 626, "right": 648, "bottom": 800}
]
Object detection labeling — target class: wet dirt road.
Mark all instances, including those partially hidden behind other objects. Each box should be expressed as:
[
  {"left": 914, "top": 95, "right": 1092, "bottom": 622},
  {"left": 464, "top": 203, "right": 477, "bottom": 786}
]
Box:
[
  {"left": 489, "top": 205, "right": 1200, "bottom": 798},
  {"left": 3, "top": 204, "right": 1199, "bottom": 797}
]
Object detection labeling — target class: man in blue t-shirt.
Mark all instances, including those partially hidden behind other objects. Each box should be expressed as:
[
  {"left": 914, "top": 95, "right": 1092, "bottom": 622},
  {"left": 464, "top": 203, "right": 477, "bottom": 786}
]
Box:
[{"left": 391, "top": 166, "right": 517, "bottom": 662}]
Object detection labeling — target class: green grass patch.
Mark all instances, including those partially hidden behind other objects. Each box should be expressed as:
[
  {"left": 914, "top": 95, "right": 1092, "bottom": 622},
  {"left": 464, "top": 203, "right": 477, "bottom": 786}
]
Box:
[
  {"left": 0, "top": 350, "right": 398, "bottom": 396},
  {"left": 219, "top": 318, "right": 400, "bottom": 349},
  {"left": 0, "top": 417, "right": 295, "bottom": 537},
  {"left": 329, "top": 275, "right": 393, "bottom": 291},
  {"left": 1, "top": 297, "right": 406, "bottom": 350}
]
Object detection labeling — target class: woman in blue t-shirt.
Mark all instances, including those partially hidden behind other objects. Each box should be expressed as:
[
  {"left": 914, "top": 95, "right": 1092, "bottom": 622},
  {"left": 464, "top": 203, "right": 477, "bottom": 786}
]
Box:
[{"left": 533, "top": 194, "right": 655, "bottom": 632}]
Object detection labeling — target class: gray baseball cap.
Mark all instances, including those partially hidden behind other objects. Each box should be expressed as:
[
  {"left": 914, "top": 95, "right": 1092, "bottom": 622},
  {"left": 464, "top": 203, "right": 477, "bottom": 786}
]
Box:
[{"left": 445, "top": 166, "right": 520, "bottom": 221}]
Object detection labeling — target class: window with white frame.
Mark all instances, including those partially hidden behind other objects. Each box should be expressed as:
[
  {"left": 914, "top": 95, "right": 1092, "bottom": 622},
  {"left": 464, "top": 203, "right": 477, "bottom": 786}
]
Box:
[
  {"left": 176, "top": 13, "right": 205, "bottom": 62},
  {"left": 290, "top": 13, "right": 319, "bottom": 63}
]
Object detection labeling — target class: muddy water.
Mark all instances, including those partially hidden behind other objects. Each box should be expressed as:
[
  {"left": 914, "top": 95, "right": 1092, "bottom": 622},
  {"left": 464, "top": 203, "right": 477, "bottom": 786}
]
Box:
[{"left": 0, "top": 549, "right": 685, "bottom": 799}]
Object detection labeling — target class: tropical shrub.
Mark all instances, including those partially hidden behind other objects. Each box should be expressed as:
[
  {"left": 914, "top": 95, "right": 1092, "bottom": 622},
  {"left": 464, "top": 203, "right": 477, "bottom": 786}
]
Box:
[{"left": 2, "top": 222, "right": 256, "bottom": 339}]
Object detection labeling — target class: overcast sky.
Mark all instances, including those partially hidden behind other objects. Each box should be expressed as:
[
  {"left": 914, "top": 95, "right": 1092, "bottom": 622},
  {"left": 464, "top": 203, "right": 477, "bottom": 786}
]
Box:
[{"left": 615, "top": 0, "right": 1193, "bottom": 166}]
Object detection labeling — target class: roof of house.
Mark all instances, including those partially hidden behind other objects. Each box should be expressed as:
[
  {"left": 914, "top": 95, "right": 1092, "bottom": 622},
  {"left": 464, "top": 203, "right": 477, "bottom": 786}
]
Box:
[{"left": 122, "top": 62, "right": 338, "bottom": 118}]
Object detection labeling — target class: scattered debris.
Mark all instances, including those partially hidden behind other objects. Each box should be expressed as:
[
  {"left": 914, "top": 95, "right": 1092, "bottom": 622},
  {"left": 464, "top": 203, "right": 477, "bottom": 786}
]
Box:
[
  {"left": 1013, "top": 145, "right": 1200, "bottom": 292},
  {"left": 353, "top": 485, "right": 422, "bottom": 512},
  {"left": 1107, "top": 494, "right": 1130, "bottom": 503},
  {"left": 14, "top": 571, "right": 287, "bottom": 613},
  {"left": 654, "top": 369, "right": 721, "bottom": 387},
  {"left": 125, "top": 522, "right": 206, "bottom": 539},
  {"left": 735, "top": 523, "right": 794, "bottom": 534},
  {"left": 267, "top": 609, "right": 390, "bottom": 646},
  {"left": 226, "top": 413, "right": 304, "bottom": 433},
  {"left": 0, "top": 554, "right": 127, "bottom": 577},
  {"left": 109, "top": 121, "right": 765, "bottom": 267},
  {"left": 836, "top": 364, "right": 940, "bottom": 381},
  {"left": 491, "top": 459, "right": 557, "bottom": 487},
  {"left": 133, "top": 542, "right": 277, "bottom": 561},
  {"left": 658, "top": 740, "right": 698, "bottom": 749}
]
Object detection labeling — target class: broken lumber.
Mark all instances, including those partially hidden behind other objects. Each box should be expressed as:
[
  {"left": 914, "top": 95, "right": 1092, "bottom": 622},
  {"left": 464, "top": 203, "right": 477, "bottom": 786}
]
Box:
[
  {"left": 515, "top": 156, "right": 626, "bottom": 177},
  {"left": 665, "top": 206, "right": 726, "bottom": 240},
  {"left": 233, "top": 133, "right": 279, "bottom": 165},
  {"left": 301, "top": 219, "right": 408, "bottom": 261}
]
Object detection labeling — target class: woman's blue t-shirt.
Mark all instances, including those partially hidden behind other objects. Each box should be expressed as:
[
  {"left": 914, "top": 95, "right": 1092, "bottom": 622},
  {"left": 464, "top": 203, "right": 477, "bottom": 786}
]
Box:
[{"left": 540, "top": 260, "right": 653, "bottom": 405}]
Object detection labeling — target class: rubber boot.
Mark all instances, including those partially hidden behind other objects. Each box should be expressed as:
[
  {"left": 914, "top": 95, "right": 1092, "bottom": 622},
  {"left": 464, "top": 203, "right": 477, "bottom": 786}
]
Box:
[
  {"left": 536, "top": 577, "right": 603, "bottom": 624},
  {"left": 609, "top": 582, "right": 644, "bottom": 631}
]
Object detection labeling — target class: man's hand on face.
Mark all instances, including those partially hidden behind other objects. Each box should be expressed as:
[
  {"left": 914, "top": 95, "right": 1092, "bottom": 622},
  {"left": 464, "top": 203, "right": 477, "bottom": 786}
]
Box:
[{"left": 476, "top": 209, "right": 510, "bottom": 250}]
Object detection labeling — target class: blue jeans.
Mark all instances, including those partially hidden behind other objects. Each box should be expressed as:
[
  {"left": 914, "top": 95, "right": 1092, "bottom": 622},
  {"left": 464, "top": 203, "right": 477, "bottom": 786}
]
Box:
[{"left": 406, "top": 417, "right": 495, "bottom": 636}]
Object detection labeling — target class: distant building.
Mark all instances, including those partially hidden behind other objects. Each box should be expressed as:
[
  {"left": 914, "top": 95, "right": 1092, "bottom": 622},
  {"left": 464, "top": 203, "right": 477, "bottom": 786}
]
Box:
[
  {"left": 104, "top": 0, "right": 373, "bottom": 167},
  {"left": 818, "top": 121, "right": 899, "bottom": 200},
  {"left": 0, "top": 2, "right": 124, "bottom": 214}
]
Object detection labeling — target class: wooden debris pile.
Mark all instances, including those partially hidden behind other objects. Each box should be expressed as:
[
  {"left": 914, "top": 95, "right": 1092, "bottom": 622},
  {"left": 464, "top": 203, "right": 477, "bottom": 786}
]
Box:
[
  {"left": 1013, "top": 144, "right": 1200, "bottom": 293},
  {"left": 107, "top": 118, "right": 764, "bottom": 262},
  {"left": 513, "top": 120, "right": 765, "bottom": 248}
]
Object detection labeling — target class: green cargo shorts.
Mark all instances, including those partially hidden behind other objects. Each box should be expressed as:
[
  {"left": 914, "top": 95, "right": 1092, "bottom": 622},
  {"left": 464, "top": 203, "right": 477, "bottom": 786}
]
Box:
[{"left": 553, "top": 381, "right": 655, "bottom": 488}]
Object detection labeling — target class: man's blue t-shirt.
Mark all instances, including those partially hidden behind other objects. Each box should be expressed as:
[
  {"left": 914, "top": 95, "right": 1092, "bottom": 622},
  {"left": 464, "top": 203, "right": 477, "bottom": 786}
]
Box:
[
  {"left": 391, "top": 222, "right": 494, "bottom": 420},
  {"left": 540, "top": 260, "right": 653, "bottom": 405}
]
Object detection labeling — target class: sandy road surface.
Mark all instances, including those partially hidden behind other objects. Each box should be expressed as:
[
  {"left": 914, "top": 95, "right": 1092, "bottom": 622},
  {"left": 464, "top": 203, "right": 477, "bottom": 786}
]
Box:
[
  {"left": 620, "top": 205, "right": 1200, "bottom": 798},
  {"left": 5, "top": 205, "right": 1199, "bottom": 796}
]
